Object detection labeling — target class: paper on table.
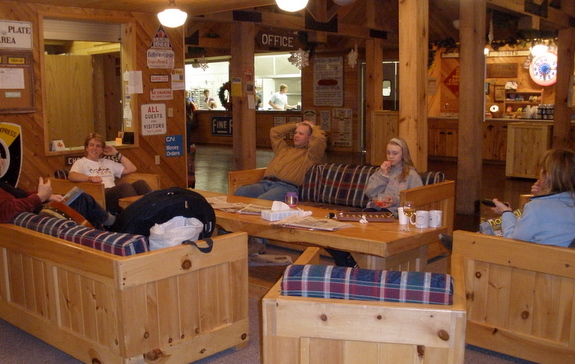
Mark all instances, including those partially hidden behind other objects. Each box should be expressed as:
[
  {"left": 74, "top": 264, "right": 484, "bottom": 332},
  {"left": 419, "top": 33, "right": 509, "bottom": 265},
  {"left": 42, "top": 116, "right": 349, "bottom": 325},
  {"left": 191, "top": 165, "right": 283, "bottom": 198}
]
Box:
[{"left": 272, "top": 215, "right": 351, "bottom": 231}]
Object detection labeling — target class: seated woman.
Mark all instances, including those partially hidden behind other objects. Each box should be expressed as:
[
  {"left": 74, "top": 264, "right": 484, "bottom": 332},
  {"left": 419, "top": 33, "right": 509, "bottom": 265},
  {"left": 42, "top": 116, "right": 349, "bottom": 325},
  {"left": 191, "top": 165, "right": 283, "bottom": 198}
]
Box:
[
  {"left": 364, "top": 137, "right": 423, "bottom": 216},
  {"left": 328, "top": 137, "right": 423, "bottom": 268},
  {"left": 491, "top": 148, "right": 575, "bottom": 247},
  {"left": 0, "top": 158, "right": 114, "bottom": 229},
  {"left": 68, "top": 133, "right": 151, "bottom": 214}
]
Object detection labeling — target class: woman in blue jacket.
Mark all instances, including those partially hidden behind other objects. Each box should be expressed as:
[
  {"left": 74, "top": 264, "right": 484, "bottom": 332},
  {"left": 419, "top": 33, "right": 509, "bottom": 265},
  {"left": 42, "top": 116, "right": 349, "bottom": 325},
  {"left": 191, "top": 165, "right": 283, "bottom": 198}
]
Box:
[{"left": 491, "top": 148, "right": 575, "bottom": 247}]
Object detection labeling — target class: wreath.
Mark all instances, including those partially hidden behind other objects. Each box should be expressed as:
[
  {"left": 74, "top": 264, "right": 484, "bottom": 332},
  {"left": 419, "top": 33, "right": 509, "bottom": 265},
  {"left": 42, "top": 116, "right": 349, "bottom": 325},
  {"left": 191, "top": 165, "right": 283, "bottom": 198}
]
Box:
[{"left": 218, "top": 81, "right": 232, "bottom": 111}]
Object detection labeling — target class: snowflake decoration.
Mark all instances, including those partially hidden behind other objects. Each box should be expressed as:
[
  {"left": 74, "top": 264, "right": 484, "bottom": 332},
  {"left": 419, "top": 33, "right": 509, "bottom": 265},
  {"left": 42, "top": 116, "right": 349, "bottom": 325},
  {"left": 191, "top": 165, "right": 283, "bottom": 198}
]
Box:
[
  {"left": 347, "top": 44, "right": 358, "bottom": 68},
  {"left": 199, "top": 56, "right": 209, "bottom": 71},
  {"left": 288, "top": 48, "right": 309, "bottom": 70}
]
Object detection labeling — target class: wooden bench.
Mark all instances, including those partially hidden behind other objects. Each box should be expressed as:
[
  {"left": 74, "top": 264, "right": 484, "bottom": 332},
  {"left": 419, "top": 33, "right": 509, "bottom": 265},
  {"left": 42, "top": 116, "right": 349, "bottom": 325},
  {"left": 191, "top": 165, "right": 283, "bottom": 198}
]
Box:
[
  {"left": 51, "top": 172, "right": 161, "bottom": 209},
  {"left": 0, "top": 223, "right": 249, "bottom": 363},
  {"left": 262, "top": 247, "right": 467, "bottom": 363},
  {"left": 453, "top": 230, "right": 575, "bottom": 363},
  {"left": 228, "top": 165, "right": 454, "bottom": 259}
]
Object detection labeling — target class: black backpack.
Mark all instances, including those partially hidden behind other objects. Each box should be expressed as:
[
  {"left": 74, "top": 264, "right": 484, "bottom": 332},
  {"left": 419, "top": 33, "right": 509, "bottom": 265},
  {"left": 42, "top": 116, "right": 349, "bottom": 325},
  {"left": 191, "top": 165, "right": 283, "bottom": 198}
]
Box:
[{"left": 111, "top": 187, "right": 215, "bottom": 250}]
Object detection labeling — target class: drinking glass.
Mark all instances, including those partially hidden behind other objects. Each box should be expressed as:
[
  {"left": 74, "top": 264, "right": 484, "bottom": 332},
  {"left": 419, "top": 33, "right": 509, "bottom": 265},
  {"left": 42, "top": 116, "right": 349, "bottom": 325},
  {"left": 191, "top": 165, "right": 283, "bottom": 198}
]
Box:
[{"left": 402, "top": 201, "right": 415, "bottom": 231}]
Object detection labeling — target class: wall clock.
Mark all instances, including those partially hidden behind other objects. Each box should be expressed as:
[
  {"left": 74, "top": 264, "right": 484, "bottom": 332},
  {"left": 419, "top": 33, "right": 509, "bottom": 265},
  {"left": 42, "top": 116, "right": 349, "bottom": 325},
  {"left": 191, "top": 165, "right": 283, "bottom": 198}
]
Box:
[{"left": 529, "top": 52, "right": 557, "bottom": 86}]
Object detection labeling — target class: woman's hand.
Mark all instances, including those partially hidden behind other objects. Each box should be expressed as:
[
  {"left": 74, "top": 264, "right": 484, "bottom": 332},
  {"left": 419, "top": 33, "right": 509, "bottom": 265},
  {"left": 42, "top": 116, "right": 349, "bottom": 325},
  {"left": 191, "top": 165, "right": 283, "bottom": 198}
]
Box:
[
  {"left": 380, "top": 161, "right": 392, "bottom": 176},
  {"left": 103, "top": 145, "right": 118, "bottom": 156},
  {"left": 492, "top": 198, "right": 512, "bottom": 214},
  {"left": 531, "top": 180, "right": 541, "bottom": 195},
  {"left": 87, "top": 176, "right": 103, "bottom": 183}
]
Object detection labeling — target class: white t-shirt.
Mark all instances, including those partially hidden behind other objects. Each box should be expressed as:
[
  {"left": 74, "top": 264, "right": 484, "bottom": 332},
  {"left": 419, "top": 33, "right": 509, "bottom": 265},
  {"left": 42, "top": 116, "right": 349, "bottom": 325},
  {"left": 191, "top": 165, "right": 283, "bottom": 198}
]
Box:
[
  {"left": 269, "top": 92, "right": 288, "bottom": 109},
  {"left": 70, "top": 157, "right": 124, "bottom": 188}
]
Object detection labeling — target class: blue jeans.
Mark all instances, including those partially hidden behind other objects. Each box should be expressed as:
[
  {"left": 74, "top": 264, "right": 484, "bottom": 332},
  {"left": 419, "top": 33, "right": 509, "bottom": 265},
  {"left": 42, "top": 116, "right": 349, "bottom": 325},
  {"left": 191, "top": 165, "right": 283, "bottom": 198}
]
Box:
[{"left": 234, "top": 180, "right": 298, "bottom": 201}]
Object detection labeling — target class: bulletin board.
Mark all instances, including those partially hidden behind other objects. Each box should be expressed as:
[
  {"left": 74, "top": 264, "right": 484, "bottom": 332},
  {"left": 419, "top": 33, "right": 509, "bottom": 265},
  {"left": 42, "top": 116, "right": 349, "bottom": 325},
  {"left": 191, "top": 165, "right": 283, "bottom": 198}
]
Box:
[{"left": 0, "top": 50, "right": 35, "bottom": 113}]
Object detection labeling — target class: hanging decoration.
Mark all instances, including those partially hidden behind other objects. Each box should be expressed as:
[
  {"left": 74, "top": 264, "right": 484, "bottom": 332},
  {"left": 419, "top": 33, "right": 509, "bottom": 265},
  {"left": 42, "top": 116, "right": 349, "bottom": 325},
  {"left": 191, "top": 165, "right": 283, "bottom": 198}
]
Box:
[
  {"left": 218, "top": 81, "right": 232, "bottom": 111},
  {"left": 198, "top": 56, "right": 209, "bottom": 71},
  {"left": 347, "top": 42, "right": 358, "bottom": 68},
  {"left": 288, "top": 48, "right": 310, "bottom": 70}
]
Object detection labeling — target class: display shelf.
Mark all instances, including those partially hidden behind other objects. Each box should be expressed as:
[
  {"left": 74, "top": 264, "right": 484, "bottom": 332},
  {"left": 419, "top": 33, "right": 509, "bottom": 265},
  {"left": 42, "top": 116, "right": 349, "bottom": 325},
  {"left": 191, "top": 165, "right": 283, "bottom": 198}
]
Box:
[{"left": 504, "top": 91, "right": 542, "bottom": 113}]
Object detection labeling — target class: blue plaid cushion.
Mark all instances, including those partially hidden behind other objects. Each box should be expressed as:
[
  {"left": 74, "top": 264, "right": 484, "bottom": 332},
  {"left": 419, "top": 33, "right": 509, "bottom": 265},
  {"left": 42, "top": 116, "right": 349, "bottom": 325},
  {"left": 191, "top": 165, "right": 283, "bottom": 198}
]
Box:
[
  {"left": 281, "top": 264, "right": 453, "bottom": 305},
  {"left": 317, "top": 163, "right": 379, "bottom": 208},
  {"left": 54, "top": 169, "right": 70, "bottom": 179},
  {"left": 299, "top": 164, "right": 324, "bottom": 202},
  {"left": 11, "top": 212, "right": 77, "bottom": 237},
  {"left": 58, "top": 225, "right": 149, "bottom": 256}
]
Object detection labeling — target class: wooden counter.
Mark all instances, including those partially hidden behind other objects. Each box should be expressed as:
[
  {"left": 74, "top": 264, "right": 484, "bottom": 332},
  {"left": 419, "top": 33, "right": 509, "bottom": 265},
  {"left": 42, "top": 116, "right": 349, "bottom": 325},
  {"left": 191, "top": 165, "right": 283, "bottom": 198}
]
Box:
[{"left": 190, "top": 110, "right": 303, "bottom": 148}]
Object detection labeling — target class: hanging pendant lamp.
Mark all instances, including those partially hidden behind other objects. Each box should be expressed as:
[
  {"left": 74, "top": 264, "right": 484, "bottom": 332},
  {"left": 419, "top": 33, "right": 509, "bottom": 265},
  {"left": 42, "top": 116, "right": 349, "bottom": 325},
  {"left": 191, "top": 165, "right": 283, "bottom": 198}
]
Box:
[
  {"left": 276, "top": 0, "right": 308, "bottom": 12},
  {"left": 158, "top": 0, "right": 188, "bottom": 28}
]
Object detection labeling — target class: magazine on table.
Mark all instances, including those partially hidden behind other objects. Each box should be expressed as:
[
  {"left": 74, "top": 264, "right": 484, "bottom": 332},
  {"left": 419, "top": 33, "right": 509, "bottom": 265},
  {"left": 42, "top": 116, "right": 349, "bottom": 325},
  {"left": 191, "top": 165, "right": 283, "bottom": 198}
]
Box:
[
  {"left": 62, "top": 186, "right": 84, "bottom": 206},
  {"left": 272, "top": 215, "right": 352, "bottom": 231},
  {"left": 205, "top": 196, "right": 269, "bottom": 214}
]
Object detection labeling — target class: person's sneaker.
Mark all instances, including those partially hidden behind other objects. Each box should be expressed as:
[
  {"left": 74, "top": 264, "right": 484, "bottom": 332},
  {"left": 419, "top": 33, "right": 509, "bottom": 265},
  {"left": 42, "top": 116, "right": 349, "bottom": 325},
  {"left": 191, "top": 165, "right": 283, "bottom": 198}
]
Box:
[
  {"left": 439, "top": 233, "right": 453, "bottom": 251},
  {"left": 248, "top": 237, "right": 267, "bottom": 256}
]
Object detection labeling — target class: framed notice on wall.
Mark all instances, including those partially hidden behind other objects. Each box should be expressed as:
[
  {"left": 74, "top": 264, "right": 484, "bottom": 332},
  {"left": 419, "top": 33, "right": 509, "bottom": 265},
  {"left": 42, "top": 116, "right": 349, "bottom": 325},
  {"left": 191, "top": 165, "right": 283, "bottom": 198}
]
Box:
[{"left": 0, "top": 51, "right": 35, "bottom": 113}]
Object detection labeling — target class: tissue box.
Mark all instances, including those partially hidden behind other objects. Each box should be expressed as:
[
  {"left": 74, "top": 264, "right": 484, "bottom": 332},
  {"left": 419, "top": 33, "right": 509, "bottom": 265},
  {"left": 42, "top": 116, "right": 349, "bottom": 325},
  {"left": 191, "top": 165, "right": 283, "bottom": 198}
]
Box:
[{"left": 261, "top": 209, "right": 299, "bottom": 221}]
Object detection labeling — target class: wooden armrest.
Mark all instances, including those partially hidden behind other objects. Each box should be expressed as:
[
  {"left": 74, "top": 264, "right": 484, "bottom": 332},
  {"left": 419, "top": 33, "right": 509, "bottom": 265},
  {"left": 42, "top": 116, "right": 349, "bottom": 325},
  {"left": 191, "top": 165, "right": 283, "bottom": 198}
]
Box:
[
  {"left": 117, "top": 173, "right": 161, "bottom": 190},
  {"left": 519, "top": 194, "right": 533, "bottom": 210},
  {"left": 50, "top": 178, "right": 107, "bottom": 209},
  {"left": 400, "top": 180, "right": 455, "bottom": 233},
  {"left": 227, "top": 168, "right": 267, "bottom": 195}
]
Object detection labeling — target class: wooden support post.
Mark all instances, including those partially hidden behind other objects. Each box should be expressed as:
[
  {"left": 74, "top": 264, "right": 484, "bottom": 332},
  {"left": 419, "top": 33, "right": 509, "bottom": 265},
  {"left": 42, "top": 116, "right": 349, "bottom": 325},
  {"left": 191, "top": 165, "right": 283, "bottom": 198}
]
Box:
[
  {"left": 231, "top": 22, "right": 256, "bottom": 171},
  {"left": 398, "top": 0, "right": 428, "bottom": 172},
  {"left": 456, "top": 0, "right": 486, "bottom": 215},
  {"left": 553, "top": 27, "right": 575, "bottom": 149},
  {"left": 365, "top": 38, "right": 384, "bottom": 165}
]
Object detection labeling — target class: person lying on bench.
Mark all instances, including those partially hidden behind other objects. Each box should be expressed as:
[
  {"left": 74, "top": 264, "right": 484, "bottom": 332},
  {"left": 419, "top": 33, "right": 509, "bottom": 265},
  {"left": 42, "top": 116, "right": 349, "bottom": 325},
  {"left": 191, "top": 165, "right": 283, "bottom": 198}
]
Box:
[{"left": 0, "top": 158, "right": 114, "bottom": 229}]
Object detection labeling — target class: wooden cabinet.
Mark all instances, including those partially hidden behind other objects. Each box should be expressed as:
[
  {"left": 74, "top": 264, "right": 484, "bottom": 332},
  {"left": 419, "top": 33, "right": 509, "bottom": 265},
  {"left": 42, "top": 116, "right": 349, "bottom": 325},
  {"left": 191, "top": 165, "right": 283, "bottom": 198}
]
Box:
[
  {"left": 505, "top": 122, "right": 552, "bottom": 178},
  {"left": 428, "top": 118, "right": 509, "bottom": 161},
  {"left": 482, "top": 121, "right": 508, "bottom": 161},
  {"left": 428, "top": 118, "right": 458, "bottom": 157}
]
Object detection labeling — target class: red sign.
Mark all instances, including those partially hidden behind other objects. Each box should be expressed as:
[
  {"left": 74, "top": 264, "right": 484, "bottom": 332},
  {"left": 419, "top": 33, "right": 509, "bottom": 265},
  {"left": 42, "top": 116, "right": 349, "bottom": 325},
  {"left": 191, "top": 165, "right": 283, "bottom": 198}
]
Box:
[{"left": 443, "top": 66, "right": 459, "bottom": 96}]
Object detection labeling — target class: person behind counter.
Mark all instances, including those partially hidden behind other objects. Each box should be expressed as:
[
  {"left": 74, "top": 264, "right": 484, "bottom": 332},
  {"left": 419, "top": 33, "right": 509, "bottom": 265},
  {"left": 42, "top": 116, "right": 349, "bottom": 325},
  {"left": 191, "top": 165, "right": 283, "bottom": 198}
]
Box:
[
  {"left": 268, "top": 84, "right": 295, "bottom": 110},
  {"left": 203, "top": 89, "right": 217, "bottom": 110},
  {"left": 68, "top": 133, "right": 152, "bottom": 214}
]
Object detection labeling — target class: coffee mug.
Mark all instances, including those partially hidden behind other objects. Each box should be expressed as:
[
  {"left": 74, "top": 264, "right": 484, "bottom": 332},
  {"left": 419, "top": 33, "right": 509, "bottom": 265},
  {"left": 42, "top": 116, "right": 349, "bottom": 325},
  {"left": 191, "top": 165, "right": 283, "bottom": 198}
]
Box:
[
  {"left": 429, "top": 210, "right": 443, "bottom": 228},
  {"left": 410, "top": 210, "right": 430, "bottom": 228},
  {"left": 397, "top": 207, "right": 408, "bottom": 225}
]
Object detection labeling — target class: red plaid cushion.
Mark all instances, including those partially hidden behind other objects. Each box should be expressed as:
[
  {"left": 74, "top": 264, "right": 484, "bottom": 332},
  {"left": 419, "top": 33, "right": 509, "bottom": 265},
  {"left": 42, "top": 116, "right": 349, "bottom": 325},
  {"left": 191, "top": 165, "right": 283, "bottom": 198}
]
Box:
[
  {"left": 281, "top": 264, "right": 453, "bottom": 305},
  {"left": 58, "top": 225, "right": 149, "bottom": 256}
]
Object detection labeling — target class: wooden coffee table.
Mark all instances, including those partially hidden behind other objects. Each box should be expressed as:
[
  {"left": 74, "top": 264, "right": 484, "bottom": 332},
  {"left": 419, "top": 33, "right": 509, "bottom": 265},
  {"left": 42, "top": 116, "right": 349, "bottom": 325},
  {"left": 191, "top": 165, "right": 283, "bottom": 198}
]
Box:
[{"left": 197, "top": 190, "right": 446, "bottom": 271}]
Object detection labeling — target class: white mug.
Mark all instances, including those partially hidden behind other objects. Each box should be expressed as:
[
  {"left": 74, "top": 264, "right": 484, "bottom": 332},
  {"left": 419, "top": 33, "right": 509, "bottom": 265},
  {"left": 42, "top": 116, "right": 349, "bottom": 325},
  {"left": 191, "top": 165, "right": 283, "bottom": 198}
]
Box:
[
  {"left": 429, "top": 210, "right": 443, "bottom": 228},
  {"left": 410, "top": 210, "right": 430, "bottom": 229},
  {"left": 397, "top": 207, "right": 408, "bottom": 225}
]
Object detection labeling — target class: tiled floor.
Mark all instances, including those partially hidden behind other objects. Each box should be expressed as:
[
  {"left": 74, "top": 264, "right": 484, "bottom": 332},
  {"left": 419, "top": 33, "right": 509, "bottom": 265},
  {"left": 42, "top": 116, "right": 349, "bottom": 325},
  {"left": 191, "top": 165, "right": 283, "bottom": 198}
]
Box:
[{"left": 193, "top": 144, "right": 535, "bottom": 231}]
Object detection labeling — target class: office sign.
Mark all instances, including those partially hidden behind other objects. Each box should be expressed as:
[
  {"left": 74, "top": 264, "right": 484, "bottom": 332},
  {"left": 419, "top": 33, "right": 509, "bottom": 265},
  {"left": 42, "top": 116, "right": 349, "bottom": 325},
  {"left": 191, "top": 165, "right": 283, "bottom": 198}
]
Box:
[{"left": 256, "top": 30, "right": 301, "bottom": 50}]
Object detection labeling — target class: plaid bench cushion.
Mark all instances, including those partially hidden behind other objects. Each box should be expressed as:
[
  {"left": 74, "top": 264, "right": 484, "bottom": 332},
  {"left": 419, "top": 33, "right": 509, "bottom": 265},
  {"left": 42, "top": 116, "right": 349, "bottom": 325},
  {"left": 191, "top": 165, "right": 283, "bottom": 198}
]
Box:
[
  {"left": 281, "top": 264, "right": 453, "bottom": 305},
  {"left": 299, "top": 163, "right": 445, "bottom": 209},
  {"left": 58, "top": 225, "right": 149, "bottom": 256},
  {"left": 12, "top": 212, "right": 77, "bottom": 237}
]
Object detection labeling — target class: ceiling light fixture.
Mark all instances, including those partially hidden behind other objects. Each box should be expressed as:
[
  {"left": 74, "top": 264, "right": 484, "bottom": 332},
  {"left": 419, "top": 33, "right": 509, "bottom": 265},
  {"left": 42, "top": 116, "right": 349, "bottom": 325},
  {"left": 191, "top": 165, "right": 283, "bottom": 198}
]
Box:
[
  {"left": 276, "top": 0, "right": 308, "bottom": 12},
  {"left": 158, "top": 0, "right": 188, "bottom": 28}
]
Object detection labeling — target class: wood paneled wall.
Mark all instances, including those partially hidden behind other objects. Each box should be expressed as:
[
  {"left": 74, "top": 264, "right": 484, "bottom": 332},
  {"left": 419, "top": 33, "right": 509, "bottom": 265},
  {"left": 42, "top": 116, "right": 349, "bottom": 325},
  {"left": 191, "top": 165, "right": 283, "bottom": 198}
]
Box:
[{"left": 1, "top": 1, "right": 187, "bottom": 191}]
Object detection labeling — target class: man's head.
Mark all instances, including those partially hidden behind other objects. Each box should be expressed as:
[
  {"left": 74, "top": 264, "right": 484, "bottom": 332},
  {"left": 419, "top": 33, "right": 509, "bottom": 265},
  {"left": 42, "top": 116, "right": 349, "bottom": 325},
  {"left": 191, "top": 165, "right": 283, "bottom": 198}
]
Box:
[
  {"left": 293, "top": 121, "right": 314, "bottom": 148},
  {"left": 279, "top": 84, "right": 288, "bottom": 94}
]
